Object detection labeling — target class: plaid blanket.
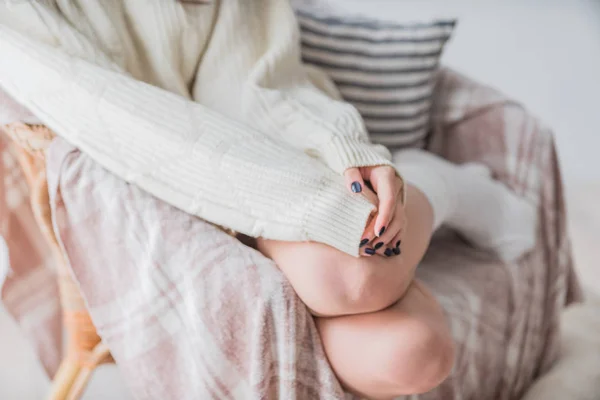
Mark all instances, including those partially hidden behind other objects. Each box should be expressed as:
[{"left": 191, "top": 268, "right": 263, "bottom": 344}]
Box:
[{"left": 0, "top": 68, "right": 582, "bottom": 399}]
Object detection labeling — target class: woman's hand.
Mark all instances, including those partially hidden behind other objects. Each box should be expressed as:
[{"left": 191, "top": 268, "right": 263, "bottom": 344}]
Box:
[{"left": 345, "top": 166, "right": 406, "bottom": 256}]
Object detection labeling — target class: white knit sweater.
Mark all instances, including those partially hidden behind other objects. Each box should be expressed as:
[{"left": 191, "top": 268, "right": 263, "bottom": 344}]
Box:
[{"left": 0, "top": 0, "right": 394, "bottom": 256}]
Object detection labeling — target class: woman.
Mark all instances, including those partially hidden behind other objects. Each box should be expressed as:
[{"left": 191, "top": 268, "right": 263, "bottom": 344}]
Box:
[{"left": 0, "top": 1, "right": 535, "bottom": 398}]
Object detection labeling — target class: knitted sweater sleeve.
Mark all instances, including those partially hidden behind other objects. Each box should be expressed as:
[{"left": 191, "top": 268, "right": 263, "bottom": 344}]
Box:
[
  {"left": 0, "top": 24, "right": 374, "bottom": 257},
  {"left": 191, "top": 0, "right": 394, "bottom": 174}
]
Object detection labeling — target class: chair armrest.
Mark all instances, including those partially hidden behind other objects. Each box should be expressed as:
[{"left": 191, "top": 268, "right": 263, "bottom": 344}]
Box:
[
  {"left": 428, "top": 67, "right": 582, "bottom": 306},
  {"left": 429, "top": 68, "right": 551, "bottom": 205}
]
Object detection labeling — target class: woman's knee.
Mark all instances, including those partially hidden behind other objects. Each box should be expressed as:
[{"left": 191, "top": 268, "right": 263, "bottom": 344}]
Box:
[
  {"left": 315, "top": 281, "right": 453, "bottom": 399},
  {"left": 377, "top": 318, "right": 455, "bottom": 395},
  {"left": 377, "top": 282, "right": 455, "bottom": 395}
]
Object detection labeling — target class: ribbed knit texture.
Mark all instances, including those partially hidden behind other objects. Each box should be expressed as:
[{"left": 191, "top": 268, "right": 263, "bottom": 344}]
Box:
[{"left": 0, "top": 0, "right": 396, "bottom": 256}]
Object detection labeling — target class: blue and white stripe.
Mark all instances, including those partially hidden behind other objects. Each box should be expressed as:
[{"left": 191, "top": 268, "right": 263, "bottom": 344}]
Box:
[{"left": 297, "top": 11, "right": 455, "bottom": 148}]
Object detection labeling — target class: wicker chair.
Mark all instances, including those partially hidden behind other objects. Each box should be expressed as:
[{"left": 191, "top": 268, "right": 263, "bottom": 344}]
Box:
[{"left": 2, "top": 122, "right": 113, "bottom": 400}]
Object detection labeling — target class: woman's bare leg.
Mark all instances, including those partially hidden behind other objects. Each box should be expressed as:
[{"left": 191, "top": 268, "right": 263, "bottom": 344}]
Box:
[
  {"left": 257, "top": 185, "right": 453, "bottom": 398},
  {"left": 257, "top": 184, "right": 434, "bottom": 317},
  {"left": 316, "top": 280, "right": 454, "bottom": 399},
  {"left": 313, "top": 186, "right": 453, "bottom": 398},
  {"left": 256, "top": 147, "right": 539, "bottom": 397}
]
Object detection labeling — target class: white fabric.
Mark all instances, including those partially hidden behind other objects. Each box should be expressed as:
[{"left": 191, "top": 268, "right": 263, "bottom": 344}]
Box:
[
  {"left": 522, "top": 297, "right": 600, "bottom": 400},
  {"left": 393, "top": 148, "right": 537, "bottom": 262}
]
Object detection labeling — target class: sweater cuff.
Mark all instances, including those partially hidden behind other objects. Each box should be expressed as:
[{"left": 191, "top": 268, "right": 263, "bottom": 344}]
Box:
[
  {"left": 317, "top": 136, "right": 393, "bottom": 174},
  {"left": 304, "top": 178, "right": 376, "bottom": 257}
]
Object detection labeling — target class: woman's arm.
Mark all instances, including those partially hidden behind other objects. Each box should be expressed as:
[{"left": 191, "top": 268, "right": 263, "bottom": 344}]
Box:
[
  {"left": 0, "top": 21, "right": 374, "bottom": 256},
  {"left": 191, "top": 0, "right": 393, "bottom": 175},
  {"left": 193, "top": 0, "right": 404, "bottom": 247}
]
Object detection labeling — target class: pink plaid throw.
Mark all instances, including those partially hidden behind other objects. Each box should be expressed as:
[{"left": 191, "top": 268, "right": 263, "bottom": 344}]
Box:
[{"left": 1, "top": 69, "right": 582, "bottom": 399}]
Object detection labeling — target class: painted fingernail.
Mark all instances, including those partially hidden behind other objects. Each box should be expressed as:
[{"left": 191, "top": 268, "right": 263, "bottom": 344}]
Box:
[
  {"left": 384, "top": 248, "right": 392, "bottom": 257},
  {"left": 378, "top": 226, "right": 386, "bottom": 236},
  {"left": 374, "top": 242, "right": 384, "bottom": 250},
  {"left": 351, "top": 181, "right": 362, "bottom": 193},
  {"left": 396, "top": 240, "right": 401, "bottom": 248},
  {"left": 393, "top": 247, "right": 400, "bottom": 255},
  {"left": 360, "top": 238, "right": 369, "bottom": 247},
  {"left": 365, "top": 248, "right": 375, "bottom": 255}
]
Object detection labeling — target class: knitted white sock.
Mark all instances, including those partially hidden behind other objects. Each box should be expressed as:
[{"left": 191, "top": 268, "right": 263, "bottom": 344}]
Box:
[{"left": 394, "top": 149, "right": 537, "bottom": 262}]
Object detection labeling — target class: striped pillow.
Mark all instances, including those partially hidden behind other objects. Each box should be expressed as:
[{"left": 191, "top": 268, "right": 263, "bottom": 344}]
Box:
[{"left": 297, "top": 11, "right": 456, "bottom": 149}]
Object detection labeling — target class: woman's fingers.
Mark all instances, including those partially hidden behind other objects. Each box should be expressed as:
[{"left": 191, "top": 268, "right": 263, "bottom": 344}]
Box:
[
  {"left": 345, "top": 168, "right": 380, "bottom": 255},
  {"left": 360, "top": 213, "right": 379, "bottom": 256},
  {"left": 391, "top": 232, "right": 403, "bottom": 256},
  {"left": 369, "top": 168, "right": 398, "bottom": 238},
  {"left": 360, "top": 183, "right": 379, "bottom": 207},
  {"left": 344, "top": 167, "right": 366, "bottom": 194},
  {"left": 345, "top": 166, "right": 404, "bottom": 257},
  {"left": 374, "top": 193, "right": 406, "bottom": 249},
  {"left": 377, "top": 214, "right": 406, "bottom": 256},
  {"left": 359, "top": 185, "right": 379, "bottom": 255},
  {"left": 373, "top": 203, "right": 405, "bottom": 255}
]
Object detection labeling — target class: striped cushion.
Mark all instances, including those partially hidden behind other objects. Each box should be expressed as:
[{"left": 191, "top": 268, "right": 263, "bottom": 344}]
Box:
[{"left": 297, "top": 11, "right": 456, "bottom": 149}]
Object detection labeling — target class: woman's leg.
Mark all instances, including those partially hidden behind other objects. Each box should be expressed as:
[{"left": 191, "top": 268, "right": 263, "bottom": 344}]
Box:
[
  {"left": 316, "top": 279, "right": 454, "bottom": 399},
  {"left": 316, "top": 186, "right": 452, "bottom": 398},
  {"left": 257, "top": 149, "right": 538, "bottom": 397},
  {"left": 257, "top": 148, "right": 537, "bottom": 317},
  {"left": 257, "top": 184, "right": 434, "bottom": 317},
  {"left": 258, "top": 184, "right": 452, "bottom": 399}
]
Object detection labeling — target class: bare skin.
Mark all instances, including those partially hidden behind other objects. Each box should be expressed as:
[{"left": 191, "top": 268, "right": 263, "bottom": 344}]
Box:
[
  {"left": 257, "top": 185, "right": 454, "bottom": 399},
  {"left": 343, "top": 166, "right": 406, "bottom": 255}
]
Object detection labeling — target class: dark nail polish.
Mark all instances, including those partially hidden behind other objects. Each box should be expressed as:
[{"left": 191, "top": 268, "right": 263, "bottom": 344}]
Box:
[
  {"left": 365, "top": 248, "right": 375, "bottom": 255},
  {"left": 374, "top": 242, "right": 384, "bottom": 250},
  {"left": 384, "top": 248, "right": 392, "bottom": 257},
  {"left": 351, "top": 181, "right": 362, "bottom": 193},
  {"left": 396, "top": 240, "right": 401, "bottom": 248},
  {"left": 393, "top": 247, "right": 400, "bottom": 255},
  {"left": 378, "top": 226, "right": 386, "bottom": 236},
  {"left": 360, "top": 238, "right": 369, "bottom": 247}
]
